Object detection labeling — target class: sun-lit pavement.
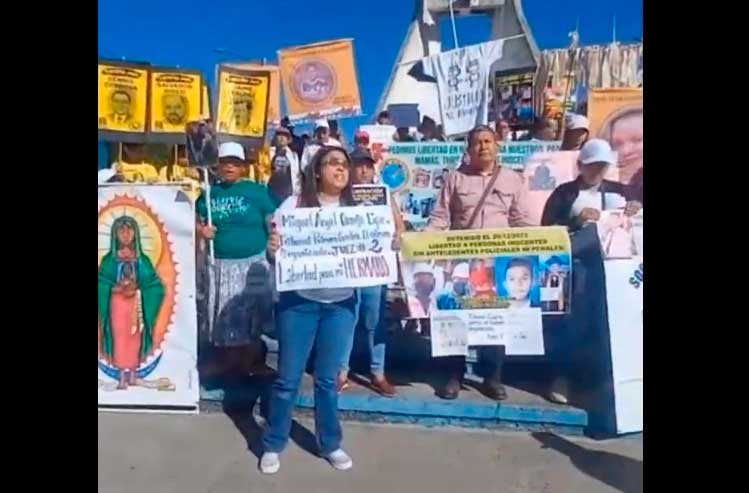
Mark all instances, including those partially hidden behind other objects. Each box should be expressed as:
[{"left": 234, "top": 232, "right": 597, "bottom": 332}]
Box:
[{"left": 98, "top": 411, "right": 642, "bottom": 493}]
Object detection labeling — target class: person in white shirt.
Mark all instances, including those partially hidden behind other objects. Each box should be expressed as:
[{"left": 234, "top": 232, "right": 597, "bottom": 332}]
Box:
[
  {"left": 268, "top": 126, "right": 302, "bottom": 201},
  {"left": 300, "top": 119, "right": 343, "bottom": 172}
]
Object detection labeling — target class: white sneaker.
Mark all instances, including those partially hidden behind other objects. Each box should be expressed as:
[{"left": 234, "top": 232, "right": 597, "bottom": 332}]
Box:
[
  {"left": 549, "top": 377, "right": 569, "bottom": 404},
  {"left": 324, "top": 449, "right": 353, "bottom": 471},
  {"left": 259, "top": 452, "right": 280, "bottom": 474}
]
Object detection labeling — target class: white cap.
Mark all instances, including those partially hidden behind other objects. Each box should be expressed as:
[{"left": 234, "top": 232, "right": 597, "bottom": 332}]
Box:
[
  {"left": 412, "top": 262, "right": 434, "bottom": 276},
  {"left": 565, "top": 113, "right": 590, "bottom": 131},
  {"left": 314, "top": 119, "right": 329, "bottom": 130},
  {"left": 98, "top": 168, "right": 115, "bottom": 184},
  {"left": 579, "top": 138, "right": 617, "bottom": 166},
  {"left": 218, "top": 142, "right": 245, "bottom": 161},
  {"left": 452, "top": 262, "right": 470, "bottom": 279}
]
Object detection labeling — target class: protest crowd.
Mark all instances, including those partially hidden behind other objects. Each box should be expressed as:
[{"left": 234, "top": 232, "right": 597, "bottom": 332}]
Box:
[{"left": 98, "top": 10, "right": 643, "bottom": 475}]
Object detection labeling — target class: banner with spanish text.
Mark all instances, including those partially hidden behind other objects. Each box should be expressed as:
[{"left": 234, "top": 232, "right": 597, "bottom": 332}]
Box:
[
  {"left": 98, "top": 184, "right": 199, "bottom": 410},
  {"left": 588, "top": 88, "right": 643, "bottom": 185},
  {"left": 278, "top": 39, "right": 362, "bottom": 121},
  {"left": 274, "top": 205, "right": 397, "bottom": 291},
  {"left": 148, "top": 69, "right": 203, "bottom": 138},
  {"left": 98, "top": 62, "right": 149, "bottom": 140},
  {"left": 383, "top": 141, "right": 561, "bottom": 230},
  {"left": 216, "top": 66, "right": 271, "bottom": 142}
]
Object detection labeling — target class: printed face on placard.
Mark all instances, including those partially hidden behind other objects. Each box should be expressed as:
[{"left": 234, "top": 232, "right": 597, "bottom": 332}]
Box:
[
  {"left": 98, "top": 195, "right": 177, "bottom": 388},
  {"left": 292, "top": 59, "right": 337, "bottom": 105}
]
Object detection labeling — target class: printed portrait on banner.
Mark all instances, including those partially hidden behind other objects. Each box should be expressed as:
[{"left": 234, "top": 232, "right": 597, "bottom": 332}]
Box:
[
  {"left": 98, "top": 62, "right": 149, "bottom": 133},
  {"left": 216, "top": 67, "right": 270, "bottom": 139},
  {"left": 148, "top": 70, "right": 202, "bottom": 134},
  {"left": 98, "top": 184, "right": 199, "bottom": 409}
]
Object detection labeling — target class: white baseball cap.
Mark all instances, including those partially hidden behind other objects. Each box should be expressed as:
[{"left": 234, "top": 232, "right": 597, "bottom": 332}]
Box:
[
  {"left": 565, "top": 113, "right": 590, "bottom": 131},
  {"left": 452, "top": 262, "right": 470, "bottom": 279},
  {"left": 98, "top": 168, "right": 116, "bottom": 184},
  {"left": 412, "top": 262, "right": 434, "bottom": 276},
  {"left": 314, "top": 119, "right": 330, "bottom": 130},
  {"left": 218, "top": 142, "right": 245, "bottom": 161},
  {"left": 579, "top": 139, "right": 618, "bottom": 166}
]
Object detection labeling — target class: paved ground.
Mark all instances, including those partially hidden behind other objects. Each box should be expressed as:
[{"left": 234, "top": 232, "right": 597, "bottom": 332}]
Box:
[{"left": 98, "top": 412, "right": 642, "bottom": 493}]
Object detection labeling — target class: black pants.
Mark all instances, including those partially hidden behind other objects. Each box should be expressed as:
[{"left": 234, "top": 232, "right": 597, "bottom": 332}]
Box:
[{"left": 439, "top": 345, "right": 506, "bottom": 382}]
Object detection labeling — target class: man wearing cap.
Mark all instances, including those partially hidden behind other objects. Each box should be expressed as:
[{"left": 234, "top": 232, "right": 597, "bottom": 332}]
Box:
[
  {"left": 280, "top": 116, "right": 305, "bottom": 159},
  {"left": 561, "top": 113, "right": 590, "bottom": 151},
  {"left": 426, "top": 124, "right": 533, "bottom": 401},
  {"left": 540, "top": 138, "right": 641, "bottom": 404},
  {"left": 353, "top": 130, "right": 370, "bottom": 152},
  {"left": 300, "top": 119, "right": 343, "bottom": 172},
  {"left": 408, "top": 263, "right": 437, "bottom": 318},
  {"left": 436, "top": 262, "right": 471, "bottom": 310},
  {"left": 268, "top": 126, "right": 301, "bottom": 203}
]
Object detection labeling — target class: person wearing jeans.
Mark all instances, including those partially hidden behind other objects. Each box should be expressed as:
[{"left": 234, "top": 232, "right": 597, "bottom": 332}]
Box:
[
  {"left": 261, "top": 146, "right": 357, "bottom": 474},
  {"left": 340, "top": 285, "right": 396, "bottom": 397},
  {"left": 337, "top": 148, "right": 404, "bottom": 397}
]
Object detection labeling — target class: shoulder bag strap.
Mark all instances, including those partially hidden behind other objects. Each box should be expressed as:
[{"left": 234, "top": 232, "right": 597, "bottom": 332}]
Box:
[{"left": 463, "top": 165, "right": 502, "bottom": 230}]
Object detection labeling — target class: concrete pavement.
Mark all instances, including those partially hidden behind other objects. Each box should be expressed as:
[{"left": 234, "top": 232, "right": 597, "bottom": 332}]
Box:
[{"left": 98, "top": 411, "right": 642, "bottom": 493}]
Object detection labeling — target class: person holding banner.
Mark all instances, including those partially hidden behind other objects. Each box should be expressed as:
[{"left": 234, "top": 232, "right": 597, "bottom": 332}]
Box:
[
  {"left": 196, "top": 142, "right": 276, "bottom": 378},
  {"left": 337, "top": 148, "right": 404, "bottom": 397},
  {"left": 561, "top": 114, "right": 590, "bottom": 151},
  {"left": 261, "top": 146, "right": 357, "bottom": 474},
  {"left": 426, "top": 124, "right": 534, "bottom": 401},
  {"left": 539, "top": 139, "right": 641, "bottom": 404}
]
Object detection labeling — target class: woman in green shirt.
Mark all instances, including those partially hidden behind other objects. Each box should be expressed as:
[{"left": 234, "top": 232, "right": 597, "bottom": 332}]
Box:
[{"left": 196, "top": 142, "right": 277, "bottom": 377}]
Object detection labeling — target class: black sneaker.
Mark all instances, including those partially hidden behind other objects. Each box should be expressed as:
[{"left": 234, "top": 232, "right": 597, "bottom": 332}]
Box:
[
  {"left": 482, "top": 377, "right": 508, "bottom": 401},
  {"left": 437, "top": 375, "right": 461, "bottom": 400}
]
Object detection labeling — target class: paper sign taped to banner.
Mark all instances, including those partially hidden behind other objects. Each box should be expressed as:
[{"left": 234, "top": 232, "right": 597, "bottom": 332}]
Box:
[
  {"left": 430, "top": 308, "right": 544, "bottom": 357},
  {"left": 275, "top": 205, "right": 398, "bottom": 291}
]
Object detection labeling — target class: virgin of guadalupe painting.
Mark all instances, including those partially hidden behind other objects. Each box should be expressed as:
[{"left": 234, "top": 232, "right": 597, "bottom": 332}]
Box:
[{"left": 98, "top": 215, "right": 165, "bottom": 390}]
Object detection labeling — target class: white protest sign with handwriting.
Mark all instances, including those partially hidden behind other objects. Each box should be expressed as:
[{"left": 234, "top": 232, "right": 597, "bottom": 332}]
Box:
[{"left": 275, "top": 204, "right": 398, "bottom": 291}]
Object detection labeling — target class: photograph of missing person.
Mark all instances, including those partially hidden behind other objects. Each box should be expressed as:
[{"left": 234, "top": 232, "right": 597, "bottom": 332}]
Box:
[
  {"left": 186, "top": 119, "right": 219, "bottom": 167},
  {"left": 432, "top": 168, "right": 450, "bottom": 190},
  {"left": 494, "top": 256, "right": 541, "bottom": 309},
  {"left": 538, "top": 254, "right": 571, "bottom": 312},
  {"left": 412, "top": 168, "right": 431, "bottom": 188}
]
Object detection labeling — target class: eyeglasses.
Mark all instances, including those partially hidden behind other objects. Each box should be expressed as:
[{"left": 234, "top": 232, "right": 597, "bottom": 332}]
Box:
[{"left": 322, "top": 157, "right": 349, "bottom": 168}]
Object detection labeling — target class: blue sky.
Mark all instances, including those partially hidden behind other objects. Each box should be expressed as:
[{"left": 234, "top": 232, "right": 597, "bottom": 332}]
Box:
[{"left": 98, "top": 0, "right": 642, "bottom": 138}]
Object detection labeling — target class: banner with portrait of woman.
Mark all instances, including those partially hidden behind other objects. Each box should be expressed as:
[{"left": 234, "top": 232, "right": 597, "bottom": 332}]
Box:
[
  {"left": 98, "top": 61, "right": 150, "bottom": 142},
  {"left": 147, "top": 68, "right": 203, "bottom": 141},
  {"left": 98, "top": 184, "right": 199, "bottom": 411},
  {"left": 216, "top": 66, "right": 271, "bottom": 144},
  {"left": 588, "top": 88, "right": 643, "bottom": 187}
]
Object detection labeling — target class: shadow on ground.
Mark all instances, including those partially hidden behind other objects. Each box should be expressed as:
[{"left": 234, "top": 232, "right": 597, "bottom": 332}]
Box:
[{"left": 531, "top": 432, "right": 643, "bottom": 493}]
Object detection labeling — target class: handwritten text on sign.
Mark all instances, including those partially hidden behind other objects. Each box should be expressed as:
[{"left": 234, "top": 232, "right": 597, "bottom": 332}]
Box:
[{"left": 275, "top": 205, "right": 398, "bottom": 291}]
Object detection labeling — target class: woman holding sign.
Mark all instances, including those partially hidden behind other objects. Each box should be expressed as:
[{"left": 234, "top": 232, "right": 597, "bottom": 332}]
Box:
[{"left": 261, "top": 146, "right": 357, "bottom": 474}]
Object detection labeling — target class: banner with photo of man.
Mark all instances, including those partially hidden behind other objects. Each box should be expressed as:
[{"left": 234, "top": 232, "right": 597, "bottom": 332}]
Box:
[
  {"left": 400, "top": 227, "right": 572, "bottom": 356},
  {"left": 98, "top": 61, "right": 150, "bottom": 140},
  {"left": 225, "top": 62, "right": 282, "bottom": 126},
  {"left": 383, "top": 141, "right": 561, "bottom": 230},
  {"left": 148, "top": 68, "right": 203, "bottom": 139},
  {"left": 588, "top": 88, "right": 643, "bottom": 186},
  {"left": 278, "top": 39, "right": 362, "bottom": 121},
  {"left": 216, "top": 66, "right": 271, "bottom": 142}
]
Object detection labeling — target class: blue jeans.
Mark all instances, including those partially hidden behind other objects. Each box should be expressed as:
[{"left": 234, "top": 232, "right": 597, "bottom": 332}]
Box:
[
  {"left": 340, "top": 286, "right": 387, "bottom": 377},
  {"left": 262, "top": 292, "right": 356, "bottom": 455}
]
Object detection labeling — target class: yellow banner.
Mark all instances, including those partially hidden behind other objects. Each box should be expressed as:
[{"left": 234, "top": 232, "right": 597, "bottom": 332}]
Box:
[
  {"left": 225, "top": 63, "right": 281, "bottom": 125},
  {"left": 588, "top": 88, "right": 643, "bottom": 185},
  {"left": 216, "top": 67, "right": 270, "bottom": 139},
  {"left": 148, "top": 70, "right": 202, "bottom": 134},
  {"left": 401, "top": 227, "right": 571, "bottom": 260},
  {"left": 98, "top": 63, "right": 149, "bottom": 133},
  {"left": 278, "top": 39, "right": 362, "bottom": 120}
]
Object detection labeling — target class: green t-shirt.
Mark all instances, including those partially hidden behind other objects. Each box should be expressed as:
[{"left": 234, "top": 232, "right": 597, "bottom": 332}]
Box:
[{"left": 196, "top": 180, "right": 277, "bottom": 259}]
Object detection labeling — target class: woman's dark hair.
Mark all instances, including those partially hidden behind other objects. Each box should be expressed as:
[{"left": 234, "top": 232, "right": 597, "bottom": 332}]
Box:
[{"left": 299, "top": 145, "right": 354, "bottom": 207}]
